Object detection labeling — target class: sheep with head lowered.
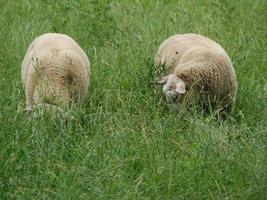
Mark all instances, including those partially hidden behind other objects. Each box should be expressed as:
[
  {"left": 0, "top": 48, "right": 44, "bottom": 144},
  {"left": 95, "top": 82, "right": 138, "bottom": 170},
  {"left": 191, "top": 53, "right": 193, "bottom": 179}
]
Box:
[
  {"left": 21, "top": 33, "right": 90, "bottom": 111},
  {"left": 155, "top": 33, "right": 237, "bottom": 114}
]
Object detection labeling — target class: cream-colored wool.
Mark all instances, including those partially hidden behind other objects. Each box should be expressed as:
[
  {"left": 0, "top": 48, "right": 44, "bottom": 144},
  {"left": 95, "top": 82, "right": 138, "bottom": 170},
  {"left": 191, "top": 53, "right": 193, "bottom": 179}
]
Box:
[
  {"left": 21, "top": 33, "right": 90, "bottom": 110},
  {"left": 155, "top": 33, "right": 237, "bottom": 113}
]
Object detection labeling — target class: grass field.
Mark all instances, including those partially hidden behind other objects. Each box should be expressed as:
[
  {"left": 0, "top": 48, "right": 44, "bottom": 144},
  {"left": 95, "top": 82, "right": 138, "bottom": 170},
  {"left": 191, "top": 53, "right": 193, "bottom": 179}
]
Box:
[{"left": 0, "top": 0, "right": 266, "bottom": 199}]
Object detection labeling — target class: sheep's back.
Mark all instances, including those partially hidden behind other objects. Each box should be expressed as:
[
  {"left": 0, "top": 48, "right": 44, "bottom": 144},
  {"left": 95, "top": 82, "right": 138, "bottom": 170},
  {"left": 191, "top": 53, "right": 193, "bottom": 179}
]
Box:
[{"left": 154, "top": 33, "right": 228, "bottom": 72}]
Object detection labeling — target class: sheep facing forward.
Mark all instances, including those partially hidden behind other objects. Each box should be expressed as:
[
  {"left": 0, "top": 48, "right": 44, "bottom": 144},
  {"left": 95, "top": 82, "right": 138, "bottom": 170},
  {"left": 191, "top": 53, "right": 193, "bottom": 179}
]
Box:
[
  {"left": 155, "top": 33, "right": 237, "bottom": 113},
  {"left": 21, "top": 33, "right": 90, "bottom": 111}
]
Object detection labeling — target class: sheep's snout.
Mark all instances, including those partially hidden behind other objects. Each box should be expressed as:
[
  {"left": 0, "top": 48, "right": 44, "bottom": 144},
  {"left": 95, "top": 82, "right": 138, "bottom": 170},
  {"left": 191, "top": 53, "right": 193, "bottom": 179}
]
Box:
[
  {"left": 163, "top": 84, "right": 181, "bottom": 103},
  {"left": 161, "top": 74, "right": 185, "bottom": 104}
]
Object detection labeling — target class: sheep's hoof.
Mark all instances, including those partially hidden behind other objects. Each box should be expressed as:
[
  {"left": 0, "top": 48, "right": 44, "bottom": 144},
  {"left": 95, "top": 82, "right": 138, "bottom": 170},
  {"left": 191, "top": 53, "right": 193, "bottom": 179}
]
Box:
[{"left": 23, "top": 105, "right": 33, "bottom": 113}]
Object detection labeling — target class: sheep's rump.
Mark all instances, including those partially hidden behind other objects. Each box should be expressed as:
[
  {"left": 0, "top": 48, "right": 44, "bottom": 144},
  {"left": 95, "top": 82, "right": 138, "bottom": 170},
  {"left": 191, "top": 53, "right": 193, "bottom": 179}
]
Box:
[
  {"left": 155, "top": 33, "right": 237, "bottom": 112},
  {"left": 21, "top": 33, "right": 90, "bottom": 107}
]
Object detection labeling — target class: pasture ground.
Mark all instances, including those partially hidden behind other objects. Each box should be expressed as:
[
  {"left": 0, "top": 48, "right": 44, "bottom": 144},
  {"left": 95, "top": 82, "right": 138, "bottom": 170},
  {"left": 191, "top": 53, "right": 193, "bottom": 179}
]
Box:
[{"left": 0, "top": 0, "right": 266, "bottom": 199}]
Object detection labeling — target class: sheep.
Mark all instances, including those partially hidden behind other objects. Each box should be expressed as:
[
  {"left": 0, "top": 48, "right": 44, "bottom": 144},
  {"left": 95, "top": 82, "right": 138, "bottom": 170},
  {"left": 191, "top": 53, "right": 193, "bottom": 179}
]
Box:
[
  {"left": 21, "top": 33, "right": 90, "bottom": 111},
  {"left": 155, "top": 33, "right": 237, "bottom": 113}
]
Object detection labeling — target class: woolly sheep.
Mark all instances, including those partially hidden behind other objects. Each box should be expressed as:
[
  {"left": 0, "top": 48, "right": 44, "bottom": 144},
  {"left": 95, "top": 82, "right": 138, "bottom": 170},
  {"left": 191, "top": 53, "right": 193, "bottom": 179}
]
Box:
[
  {"left": 21, "top": 33, "right": 90, "bottom": 111},
  {"left": 155, "top": 33, "right": 237, "bottom": 113}
]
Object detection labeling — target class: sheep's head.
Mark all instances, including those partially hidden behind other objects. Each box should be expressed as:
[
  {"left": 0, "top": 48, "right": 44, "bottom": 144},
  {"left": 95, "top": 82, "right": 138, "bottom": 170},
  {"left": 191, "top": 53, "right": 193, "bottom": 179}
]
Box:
[{"left": 158, "top": 74, "right": 186, "bottom": 104}]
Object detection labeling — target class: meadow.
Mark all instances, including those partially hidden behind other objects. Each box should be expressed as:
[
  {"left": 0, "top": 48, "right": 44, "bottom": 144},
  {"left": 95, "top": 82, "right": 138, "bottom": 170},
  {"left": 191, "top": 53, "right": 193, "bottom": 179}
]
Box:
[{"left": 0, "top": 0, "right": 266, "bottom": 199}]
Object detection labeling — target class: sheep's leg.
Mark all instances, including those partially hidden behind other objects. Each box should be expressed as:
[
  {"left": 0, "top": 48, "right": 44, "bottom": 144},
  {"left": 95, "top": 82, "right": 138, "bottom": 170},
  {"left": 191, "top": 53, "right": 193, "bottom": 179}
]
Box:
[
  {"left": 67, "top": 59, "right": 88, "bottom": 101},
  {"left": 78, "top": 71, "right": 89, "bottom": 99},
  {"left": 63, "top": 50, "right": 89, "bottom": 101},
  {"left": 25, "top": 65, "right": 38, "bottom": 111},
  {"left": 69, "top": 68, "right": 88, "bottom": 101},
  {"left": 25, "top": 78, "right": 35, "bottom": 111}
]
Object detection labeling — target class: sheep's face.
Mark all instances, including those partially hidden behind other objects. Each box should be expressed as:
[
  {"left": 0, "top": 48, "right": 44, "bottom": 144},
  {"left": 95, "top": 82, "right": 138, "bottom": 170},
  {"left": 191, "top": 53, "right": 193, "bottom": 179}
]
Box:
[{"left": 159, "top": 74, "right": 186, "bottom": 104}]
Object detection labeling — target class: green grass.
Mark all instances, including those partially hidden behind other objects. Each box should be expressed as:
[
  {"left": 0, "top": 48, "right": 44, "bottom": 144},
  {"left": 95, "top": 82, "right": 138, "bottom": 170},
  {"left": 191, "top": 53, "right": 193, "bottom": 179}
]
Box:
[{"left": 0, "top": 0, "right": 266, "bottom": 199}]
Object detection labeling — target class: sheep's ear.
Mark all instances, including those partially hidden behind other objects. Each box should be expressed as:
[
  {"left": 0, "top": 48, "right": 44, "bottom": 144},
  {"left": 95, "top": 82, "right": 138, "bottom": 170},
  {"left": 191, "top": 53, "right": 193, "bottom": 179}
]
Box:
[
  {"left": 175, "top": 80, "right": 186, "bottom": 94},
  {"left": 158, "top": 75, "right": 169, "bottom": 84}
]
